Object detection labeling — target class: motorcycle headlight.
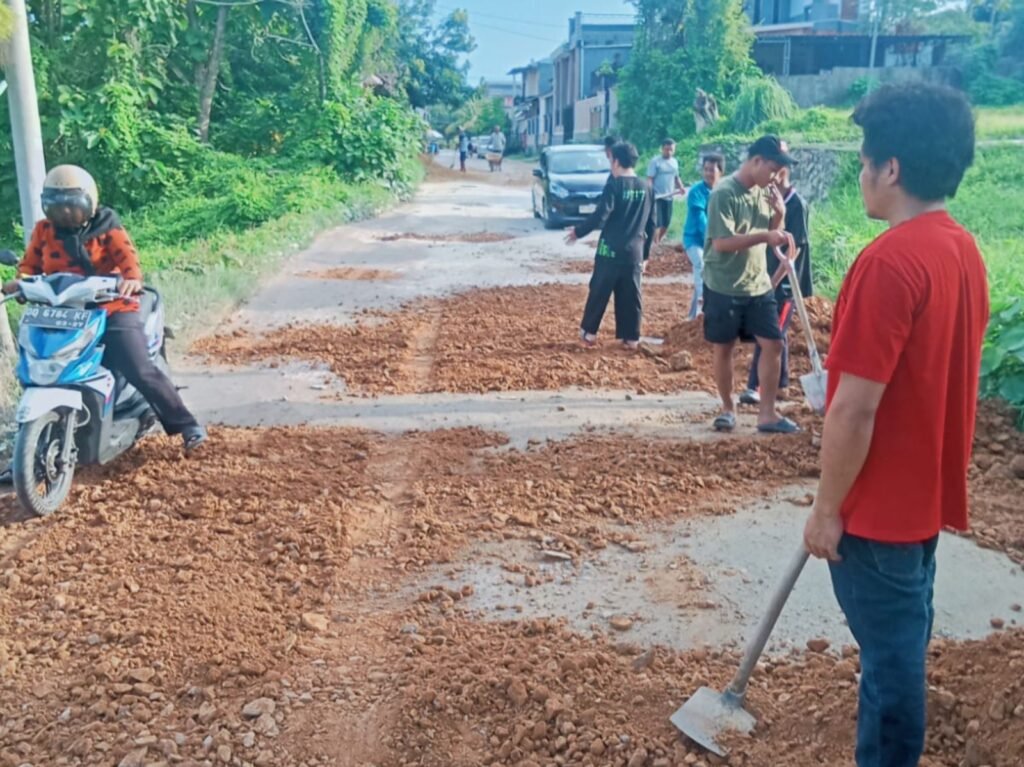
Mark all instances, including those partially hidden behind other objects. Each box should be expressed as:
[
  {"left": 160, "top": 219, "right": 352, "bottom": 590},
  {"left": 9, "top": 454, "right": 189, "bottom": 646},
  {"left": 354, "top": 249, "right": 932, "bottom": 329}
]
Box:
[
  {"left": 550, "top": 182, "right": 570, "bottom": 198},
  {"left": 27, "top": 358, "right": 68, "bottom": 386}
]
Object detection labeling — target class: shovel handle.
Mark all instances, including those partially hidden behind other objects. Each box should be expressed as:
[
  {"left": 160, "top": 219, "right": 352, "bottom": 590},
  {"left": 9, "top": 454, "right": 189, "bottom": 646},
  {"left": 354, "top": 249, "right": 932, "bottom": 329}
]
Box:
[
  {"left": 774, "top": 247, "right": 824, "bottom": 377},
  {"left": 724, "top": 545, "right": 810, "bottom": 701}
]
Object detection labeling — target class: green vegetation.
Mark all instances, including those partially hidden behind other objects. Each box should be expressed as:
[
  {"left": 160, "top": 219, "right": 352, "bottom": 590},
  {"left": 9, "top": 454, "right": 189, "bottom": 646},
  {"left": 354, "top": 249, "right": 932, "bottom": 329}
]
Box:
[
  {"left": 0, "top": 0, "right": 474, "bottom": 337},
  {"left": 729, "top": 77, "right": 798, "bottom": 133}
]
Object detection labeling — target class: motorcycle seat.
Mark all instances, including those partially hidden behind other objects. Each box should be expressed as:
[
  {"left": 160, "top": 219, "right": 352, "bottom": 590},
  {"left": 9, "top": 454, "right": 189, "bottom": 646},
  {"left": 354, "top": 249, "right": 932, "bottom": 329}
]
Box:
[{"left": 137, "top": 288, "right": 161, "bottom": 322}]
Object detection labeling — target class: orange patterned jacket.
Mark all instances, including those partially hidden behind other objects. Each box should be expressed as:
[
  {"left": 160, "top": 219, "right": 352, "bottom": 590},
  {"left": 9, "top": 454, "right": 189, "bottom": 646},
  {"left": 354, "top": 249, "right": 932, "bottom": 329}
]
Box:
[{"left": 18, "top": 208, "right": 143, "bottom": 314}]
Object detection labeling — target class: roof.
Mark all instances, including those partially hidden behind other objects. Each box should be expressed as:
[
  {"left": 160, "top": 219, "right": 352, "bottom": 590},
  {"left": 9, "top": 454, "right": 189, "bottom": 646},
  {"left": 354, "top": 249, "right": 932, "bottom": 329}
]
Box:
[
  {"left": 755, "top": 29, "right": 971, "bottom": 42},
  {"left": 507, "top": 59, "right": 552, "bottom": 76}
]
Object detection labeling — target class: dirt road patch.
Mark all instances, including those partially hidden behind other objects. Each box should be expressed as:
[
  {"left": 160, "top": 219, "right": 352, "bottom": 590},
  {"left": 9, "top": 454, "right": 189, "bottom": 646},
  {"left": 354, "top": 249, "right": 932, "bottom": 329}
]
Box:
[
  {"left": 377, "top": 231, "right": 517, "bottom": 244},
  {"left": 301, "top": 267, "right": 401, "bottom": 281}
]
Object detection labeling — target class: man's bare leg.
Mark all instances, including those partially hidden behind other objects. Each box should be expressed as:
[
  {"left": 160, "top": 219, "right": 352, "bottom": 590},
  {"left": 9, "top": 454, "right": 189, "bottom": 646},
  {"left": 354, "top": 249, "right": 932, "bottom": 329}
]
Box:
[
  {"left": 754, "top": 336, "right": 783, "bottom": 425},
  {"left": 713, "top": 341, "right": 736, "bottom": 413},
  {"left": 655, "top": 227, "right": 667, "bottom": 245}
]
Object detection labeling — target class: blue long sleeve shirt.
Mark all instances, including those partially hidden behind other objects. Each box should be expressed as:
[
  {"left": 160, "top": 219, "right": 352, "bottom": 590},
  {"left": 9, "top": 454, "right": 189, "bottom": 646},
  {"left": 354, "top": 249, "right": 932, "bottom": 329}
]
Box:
[{"left": 683, "top": 181, "right": 712, "bottom": 249}]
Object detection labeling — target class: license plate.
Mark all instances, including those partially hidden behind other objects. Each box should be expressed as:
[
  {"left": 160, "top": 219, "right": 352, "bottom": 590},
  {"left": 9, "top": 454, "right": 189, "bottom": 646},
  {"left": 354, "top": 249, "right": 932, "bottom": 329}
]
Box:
[
  {"left": 20, "top": 306, "right": 93, "bottom": 330},
  {"left": 579, "top": 205, "right": 596, "bottom": 214}
]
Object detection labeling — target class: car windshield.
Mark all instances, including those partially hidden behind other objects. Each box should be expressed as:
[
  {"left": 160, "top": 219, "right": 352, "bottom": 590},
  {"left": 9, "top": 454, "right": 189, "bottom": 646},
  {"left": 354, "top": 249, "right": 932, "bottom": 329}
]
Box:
[{"left": 548, "top": 150, "right": 609, "bottom": 175}]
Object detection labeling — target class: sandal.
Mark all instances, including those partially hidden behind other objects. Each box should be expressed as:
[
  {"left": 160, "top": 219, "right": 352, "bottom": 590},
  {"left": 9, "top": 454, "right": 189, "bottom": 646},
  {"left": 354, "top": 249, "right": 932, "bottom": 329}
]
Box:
[
  {"left": 621, "top": 340, "right": 640, "bottom": 351},
  {"left": 713, "top": 412, "right": 736, "bottom": 432},
  {"left": 579, "top": 329, "right": 598, "bottom": 348},
  {"left": 757, "top": 417, "right": 801, "bottom": 434}
]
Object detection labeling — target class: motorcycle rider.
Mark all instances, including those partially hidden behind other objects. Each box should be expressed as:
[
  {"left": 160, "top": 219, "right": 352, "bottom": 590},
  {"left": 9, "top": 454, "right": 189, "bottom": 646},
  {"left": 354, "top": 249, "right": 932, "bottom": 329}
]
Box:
[{"left": 2, "top": 165, "right": 208, "bottom": 453}]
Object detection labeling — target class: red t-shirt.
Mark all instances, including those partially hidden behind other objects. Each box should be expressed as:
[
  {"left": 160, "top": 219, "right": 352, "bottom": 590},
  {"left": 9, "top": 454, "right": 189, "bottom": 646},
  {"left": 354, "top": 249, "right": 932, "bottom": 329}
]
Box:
[{"left": 826, "top": 211, "right": 989, "bottom": 543}]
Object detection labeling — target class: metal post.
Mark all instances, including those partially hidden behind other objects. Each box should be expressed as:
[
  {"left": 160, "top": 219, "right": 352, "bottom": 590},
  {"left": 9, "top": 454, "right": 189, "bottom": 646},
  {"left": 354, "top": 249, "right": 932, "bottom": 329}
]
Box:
[{"left": 3, "top": 0, "right": 47, "bottom": 243}]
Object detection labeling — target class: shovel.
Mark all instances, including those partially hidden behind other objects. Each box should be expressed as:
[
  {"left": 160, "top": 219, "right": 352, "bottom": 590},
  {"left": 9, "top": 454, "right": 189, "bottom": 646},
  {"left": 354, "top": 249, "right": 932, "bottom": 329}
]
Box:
[
  {"left": 775, "top": 246, "right": 828, "bottom": 415},
  {"left": 671, "top": 545, "right": 810, "bottom": 756}
]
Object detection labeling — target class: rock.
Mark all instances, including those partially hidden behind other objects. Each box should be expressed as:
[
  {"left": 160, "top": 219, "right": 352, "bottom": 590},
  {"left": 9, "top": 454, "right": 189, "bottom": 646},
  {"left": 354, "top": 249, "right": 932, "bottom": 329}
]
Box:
[
  {"left": 241, "top": 732, "right": 256, "bottom": 749},
  {"left": 627, "top": 747, "right": 649, "bottom": 767},
  {"left": 507, "top": 679, "right": 529, "bottom": 706},
  {"left": 216, "top": 744, "right": 231, "bottom": 763},
  {"left": 806, "top": 638, "right": 830, "bottom": 654},
  {"left": 242, "top": 698, "right": 276, "bottom": 719},
  {"left": 669, "top": 351, "right": 694, "bottom": 372},
  {"left": 1010, "top": 454, "right": 1024, "bottom": 479},
  {"left": 541, "top": 550, "right": 572, "bottom": 562},
  {"left": 253, "top": 713, "right": 279, "bottom": 738},
  {"left": 632, "top": 649, "right": 655, "bottom": 672},
  {"left": 254, "top": 750, "right": 275, "bottom": 767},
  {"left": 127, "top": 668, "right": 155, "bottom": 683},
  {"left": 117, "top": 748, "right": 148, "bottom": 767},
  {"left": 1011, "top": 604, "right": 1022, "bottom": 613},
  {"left": 197, "top": 702, "right": 218, "bottom": 724},
  {"left": 610, "top": 616, "right": 634, "bottom": 632},
  {"left": 990, "top": 617, "right": 1005, "bottom": 629},
  {"left": 590, "top": 739, "right": 606, "bottom": 756},
  {"left": 301, "top": 612, "right": 329, "bottom": 633},
  {"left": 988, "top": 698, "right": 1006, "bottom": 722}
]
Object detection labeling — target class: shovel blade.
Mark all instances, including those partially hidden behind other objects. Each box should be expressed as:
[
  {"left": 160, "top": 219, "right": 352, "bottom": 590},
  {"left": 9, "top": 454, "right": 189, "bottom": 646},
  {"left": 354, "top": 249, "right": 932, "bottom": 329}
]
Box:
[
  {"left": 799, "top": 369, "right": 828, "bottom": 416},
  {"left": 670, "top": 686, "right": 756, "bottom": 757}
]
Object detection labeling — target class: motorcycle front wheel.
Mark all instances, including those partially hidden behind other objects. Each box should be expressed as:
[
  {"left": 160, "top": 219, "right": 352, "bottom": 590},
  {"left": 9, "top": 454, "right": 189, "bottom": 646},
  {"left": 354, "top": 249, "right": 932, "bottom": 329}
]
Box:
[{"left": 13, "top": 410, "right": 77, "bottom": 517}]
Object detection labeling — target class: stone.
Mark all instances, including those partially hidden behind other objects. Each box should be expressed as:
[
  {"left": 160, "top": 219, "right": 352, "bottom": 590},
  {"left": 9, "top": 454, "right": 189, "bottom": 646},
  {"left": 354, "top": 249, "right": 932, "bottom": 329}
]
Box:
[
  {"left": 669, "top": 351, "right": 694, "bottom": 372},
  {"left": 216, "top": 745, "right": 231, "bottom": 763},
  {"left": 241, "top": 732, "right": 256, "bottom": 749},
  {"left": 1009, "top": 454, "right": 1024, "bottom": 479},
  {"left": 507, "top": 680, "right": 529, "bottom": 707},
  {"left": 301, "top": 613, "right": 329, "bottom": 633},
  {"left": 990, "top": 617, "right": 1005, "bottom": 629},
  {"left": 253, "top": 713, "right": 279, "bottom": 738},
  {"left": 197, "top": 702, "right": 218, "bottom": 725},
  {"left": 806, "top": 638, "right": 830, "bottom": 654},
  {"left": 254, "top": 750, "right": 274, "bottom": 767},
  {"left": 627, "top": 747, "right": 649, "bottom": 767},
  {"left": 127, "top": 668, "right": 155, "bottom": 684},
  {"left": 609, "top": 616, "right": 633, "bottom": 632},
  {"left": 117, "top": 748, "right": 148, "bottom": 767},
  {"left": 242, "top": 698, "right": 276, "bottom": 719}
]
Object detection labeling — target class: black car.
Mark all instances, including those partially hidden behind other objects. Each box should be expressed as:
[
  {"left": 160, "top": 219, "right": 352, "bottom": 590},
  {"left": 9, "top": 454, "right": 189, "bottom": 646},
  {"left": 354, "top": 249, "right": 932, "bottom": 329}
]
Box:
[{"left": 531, "top": 145, "right": 610, "bottom": 229}]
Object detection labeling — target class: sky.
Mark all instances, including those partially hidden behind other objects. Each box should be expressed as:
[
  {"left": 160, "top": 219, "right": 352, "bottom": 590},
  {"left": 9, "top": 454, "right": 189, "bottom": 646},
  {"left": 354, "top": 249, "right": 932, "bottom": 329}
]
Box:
[{"left": 433, "top": 1, "right": 637, "bottom": 82}]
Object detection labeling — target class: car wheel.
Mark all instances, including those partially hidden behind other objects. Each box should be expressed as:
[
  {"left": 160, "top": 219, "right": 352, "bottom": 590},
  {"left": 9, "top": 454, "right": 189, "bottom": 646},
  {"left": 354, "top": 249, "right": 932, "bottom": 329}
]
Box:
[
  {"left": 543, "top": 201, "right": 561, "bottom": 230},
  {"left": 532, "top": 190, "right": 541, "bottom": 219}
]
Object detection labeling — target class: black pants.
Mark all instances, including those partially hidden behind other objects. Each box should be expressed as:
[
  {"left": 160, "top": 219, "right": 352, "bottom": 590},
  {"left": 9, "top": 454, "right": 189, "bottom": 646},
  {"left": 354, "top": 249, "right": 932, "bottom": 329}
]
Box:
[
  {"left": 580, "top": 256, "right": 643, "bottom": 342},
  {"left": 102, "top": 312, "right": 198, "bottom": 435},
  {"left": 748, "top": 297, "right": 795, "bottom": 389}
]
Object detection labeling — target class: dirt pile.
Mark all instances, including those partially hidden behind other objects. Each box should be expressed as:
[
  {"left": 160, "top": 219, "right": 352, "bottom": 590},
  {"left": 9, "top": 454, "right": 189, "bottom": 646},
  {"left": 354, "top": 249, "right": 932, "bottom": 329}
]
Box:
[
  {"left": 555, "top": 244, "right": 692, "bottom": 279},
  {"left": 196, "top": 283, "right": 719, "bottom": 396},
  {"left": 379, "top": 611, "right": 1024, "bottom": 767},
  {"left": 966, "top": 400, "right": 1024, "bottom": 564},
  {"left": 406, "top": 433, "right": 821, "bottom": 558}
]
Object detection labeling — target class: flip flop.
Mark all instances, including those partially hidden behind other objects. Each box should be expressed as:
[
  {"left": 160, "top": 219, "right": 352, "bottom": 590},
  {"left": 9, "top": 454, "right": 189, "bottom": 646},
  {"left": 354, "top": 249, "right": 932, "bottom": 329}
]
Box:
[
  {"left": 713, "top": 412, "right": 736, "bottom": 432},
  {"left": 579, "top": 330, "right": 598, "bottom": 348},
  {"left": 757, "top": 417, "right": 801, "bottom": 434}
]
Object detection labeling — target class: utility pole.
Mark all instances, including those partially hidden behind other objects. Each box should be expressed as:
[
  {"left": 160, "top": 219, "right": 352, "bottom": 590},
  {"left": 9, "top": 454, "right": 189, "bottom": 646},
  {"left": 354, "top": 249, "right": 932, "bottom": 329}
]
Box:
[
  {"left": 3, "top": 0, "right": 46, "bottom": 240},
  {"left": 1, "top": 0, "right": 46, "bottom": 370}
]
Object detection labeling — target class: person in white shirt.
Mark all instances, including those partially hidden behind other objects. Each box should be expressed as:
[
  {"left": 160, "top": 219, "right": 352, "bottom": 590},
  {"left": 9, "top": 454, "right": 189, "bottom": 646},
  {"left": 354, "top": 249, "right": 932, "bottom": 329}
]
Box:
[{"left": 647, "top": 139, "right": 687, "bottom": 244}]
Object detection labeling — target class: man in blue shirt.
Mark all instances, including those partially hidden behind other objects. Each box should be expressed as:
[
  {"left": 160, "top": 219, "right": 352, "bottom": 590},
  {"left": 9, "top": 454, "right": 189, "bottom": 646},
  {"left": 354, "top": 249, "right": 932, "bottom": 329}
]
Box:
[{"left": 682, "top": 153, "right": 724, "bottom": 319}]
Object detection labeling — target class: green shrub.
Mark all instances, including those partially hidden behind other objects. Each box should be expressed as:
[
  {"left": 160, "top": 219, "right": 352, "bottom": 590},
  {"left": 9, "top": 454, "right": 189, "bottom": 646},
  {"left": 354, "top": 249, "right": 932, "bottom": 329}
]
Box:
[
  {"left": 847, "top": 76, "right": 880, "bottom": 103},
  {"left": 981, "top": 298, "right": 1024, "bottom": 423},
  {"left": 968, "top": 73, "right": 1024, "bottom": 106},
  {"left": 730, "top": 77, "right": 798, "bottom": 133}
]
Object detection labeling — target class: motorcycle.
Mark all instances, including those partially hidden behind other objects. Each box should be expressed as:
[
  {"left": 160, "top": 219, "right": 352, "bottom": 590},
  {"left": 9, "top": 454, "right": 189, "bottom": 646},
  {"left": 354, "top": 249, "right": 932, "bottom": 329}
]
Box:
[{"left": 0, "top": 249, "right": 169, "bottom": 517}]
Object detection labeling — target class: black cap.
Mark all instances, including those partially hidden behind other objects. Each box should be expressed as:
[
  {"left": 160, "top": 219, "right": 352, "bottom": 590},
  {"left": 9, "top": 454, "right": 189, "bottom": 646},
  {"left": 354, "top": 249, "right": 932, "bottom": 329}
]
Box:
[{"left": 747, "top": 135, "right": 797, "bottom": 166}]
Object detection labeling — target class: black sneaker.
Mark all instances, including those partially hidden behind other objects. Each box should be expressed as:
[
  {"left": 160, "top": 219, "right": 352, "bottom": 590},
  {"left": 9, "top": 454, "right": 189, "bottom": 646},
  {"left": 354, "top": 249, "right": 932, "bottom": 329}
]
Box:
[{"left": 182, "top": 426, "right": 208, "bottom": 454}]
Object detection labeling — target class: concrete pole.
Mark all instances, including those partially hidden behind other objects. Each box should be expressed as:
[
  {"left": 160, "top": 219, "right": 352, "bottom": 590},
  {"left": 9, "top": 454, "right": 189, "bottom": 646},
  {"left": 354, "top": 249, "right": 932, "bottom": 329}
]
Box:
[{"left": 3, "top": 0, "right": 46, "bottom": 241}]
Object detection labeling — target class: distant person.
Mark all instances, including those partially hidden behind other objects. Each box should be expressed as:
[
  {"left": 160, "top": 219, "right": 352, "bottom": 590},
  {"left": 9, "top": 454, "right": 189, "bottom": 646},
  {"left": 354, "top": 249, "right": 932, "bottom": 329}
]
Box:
[
  {"left": 565, "top": 142, "right": 654, "bottom": 350},
  {"left": 803, "top": 83, "right": 987, "bottom": 767},
  {"left": 741, "top": 161, "right": 813, "bottom": 404},
  {"left": 490, "top": 125, "right": 507, "bottom": 171},
  {"left": 603, "top": 135, "right": 618, "bottom": 161},
  {"left": 682, "top": 153, "right": 725, "bottom": 320},
  {"left": 457, "top": 127, "right": 469, "bottom": 172},
  {"left": 703, "top": 135, "right": 798, "bottom": 434},
  {"left": 647, "top": 139, "right": 687, "bottom": 245}
]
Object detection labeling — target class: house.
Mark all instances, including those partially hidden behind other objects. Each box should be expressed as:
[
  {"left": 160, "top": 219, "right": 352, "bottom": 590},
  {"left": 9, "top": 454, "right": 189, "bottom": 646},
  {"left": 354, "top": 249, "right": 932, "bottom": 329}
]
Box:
[
  {"left": 549, "top": 13, "right": 635, "bottom": 144},
  {"left": 745, "top": 0, "right": 970, "bottom": 105},
  {"left": 508, "top": 60, "right": 554, "bottom": 154}
]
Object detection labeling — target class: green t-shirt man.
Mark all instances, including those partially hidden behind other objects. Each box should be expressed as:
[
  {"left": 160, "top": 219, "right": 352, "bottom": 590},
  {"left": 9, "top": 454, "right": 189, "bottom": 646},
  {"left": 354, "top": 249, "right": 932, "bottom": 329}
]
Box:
[{"left": 704, "top": 175, "right": 774, "bottom": 297}]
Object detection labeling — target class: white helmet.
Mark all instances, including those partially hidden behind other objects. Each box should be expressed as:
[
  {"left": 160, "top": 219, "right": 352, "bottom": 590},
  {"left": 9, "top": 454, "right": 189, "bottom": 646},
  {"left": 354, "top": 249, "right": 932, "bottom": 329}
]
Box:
[{"left": 41, "top": 165, "right": 99, "bottom": 230}]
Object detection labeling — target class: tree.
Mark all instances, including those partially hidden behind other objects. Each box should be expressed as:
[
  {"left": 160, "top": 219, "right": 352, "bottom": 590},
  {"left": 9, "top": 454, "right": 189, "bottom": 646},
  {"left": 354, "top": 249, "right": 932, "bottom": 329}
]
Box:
[
  {"left": 394, "top": 0, "right": 475, "bottom": 109},
  {"left": 617, "top": 0, "right": 755, "bottom": 148}
]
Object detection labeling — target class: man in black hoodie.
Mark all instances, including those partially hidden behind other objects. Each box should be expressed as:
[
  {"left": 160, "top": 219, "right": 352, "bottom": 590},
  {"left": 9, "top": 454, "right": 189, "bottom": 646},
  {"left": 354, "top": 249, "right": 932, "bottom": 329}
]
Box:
[{"left": 566, "top": 141, "right": 654, "bottom": 349}]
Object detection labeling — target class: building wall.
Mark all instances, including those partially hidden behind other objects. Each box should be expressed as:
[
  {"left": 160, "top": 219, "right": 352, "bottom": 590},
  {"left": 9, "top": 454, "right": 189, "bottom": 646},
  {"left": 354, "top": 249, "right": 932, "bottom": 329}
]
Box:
[
  {"left": 779, "top": 65, "right": 957, "bottom": 107},
  {"left": 572, "top": 88, "right": 619, "bottom": 142}
]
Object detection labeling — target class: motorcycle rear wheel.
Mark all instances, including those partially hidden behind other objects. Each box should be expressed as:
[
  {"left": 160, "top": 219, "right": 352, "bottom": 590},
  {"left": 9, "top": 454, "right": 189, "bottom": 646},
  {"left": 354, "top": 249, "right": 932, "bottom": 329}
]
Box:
[{"left": 13, "top": 410, "right": 76, "bottom": 517}]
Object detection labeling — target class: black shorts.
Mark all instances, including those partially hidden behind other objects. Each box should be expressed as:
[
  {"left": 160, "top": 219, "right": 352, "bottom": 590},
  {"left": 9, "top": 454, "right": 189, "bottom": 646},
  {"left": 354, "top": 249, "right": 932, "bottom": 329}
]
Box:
[
  {"left": 655, "top": 198, "right": 674, "bottom": 229},
  {"left": 703, "top": 286, "right": 784, "bottom": 344}
]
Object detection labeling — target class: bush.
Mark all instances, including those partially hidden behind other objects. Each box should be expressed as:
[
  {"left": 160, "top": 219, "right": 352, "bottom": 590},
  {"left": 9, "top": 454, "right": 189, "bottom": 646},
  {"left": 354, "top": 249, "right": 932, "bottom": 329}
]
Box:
[
  {"left": 981, "top": 298, "right": 1024, "bottom": 423},
  {"left": 847, "top": 76, "right": 881, "bottom": 103},
  {"left": 969, "top": 73, "right": 1024, "bottom": 106},
  {"left": 729, "top": 77, "right": 798, "bottom": 133}
]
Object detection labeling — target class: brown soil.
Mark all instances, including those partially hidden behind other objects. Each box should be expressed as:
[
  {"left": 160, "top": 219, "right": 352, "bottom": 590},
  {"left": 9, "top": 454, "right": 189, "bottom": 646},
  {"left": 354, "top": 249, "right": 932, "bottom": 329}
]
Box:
[
  {"left": 556, "top": 243, "right": 693, "bottom": 280},
  {"left": 197, "top": 283, "right": 746, "bottom": 397},
  {"left": 301, "top": 267, "right": 401, "bottom": 281},
  {"left": 423, "top": 157, "right": 531, "bottom": 187},
  {"left": 377, "top": 231, "right": 516, "bottom": 244}
]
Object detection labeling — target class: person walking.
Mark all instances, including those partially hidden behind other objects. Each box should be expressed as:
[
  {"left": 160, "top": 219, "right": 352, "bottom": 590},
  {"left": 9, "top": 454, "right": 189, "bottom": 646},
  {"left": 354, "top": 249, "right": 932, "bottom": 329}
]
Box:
[
  {"left": 682, "top": 153, "right": 724, "bottom": 320},
  {"left": 803, "top": 83, "right": 988, "bottom": 767},
  {"left": 703, "top": 135, "right": 799, "bottom": 435},
  {"left": 740, "top": 161, "right": 812, "bottom": 404},
  {"left": 457, "top": 127, "right": 469, "bottom": 172},
  {"left": 567, "top": 141, "right": 654, "bottom": 350},
  {"left": 490, "top": 125, "right": 507, "bottom": 171},
  {"left": 647, "top": 139, "right": 687, "bottom": 245}
]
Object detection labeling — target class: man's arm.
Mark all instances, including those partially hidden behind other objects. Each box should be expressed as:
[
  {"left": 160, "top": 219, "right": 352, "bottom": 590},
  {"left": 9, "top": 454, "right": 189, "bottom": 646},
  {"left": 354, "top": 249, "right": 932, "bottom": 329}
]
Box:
[
  {"left": 713, "top": 230, "right": 788, "bottom": 253},
  {"left": 18, "top": 223, "right": 47, "bottom": 276},
  {"left": 804, "top": 373, "right": 886, "bottom": 560},
  {"left": 572, "top": 180, "right": 615, "bottom": 240}
]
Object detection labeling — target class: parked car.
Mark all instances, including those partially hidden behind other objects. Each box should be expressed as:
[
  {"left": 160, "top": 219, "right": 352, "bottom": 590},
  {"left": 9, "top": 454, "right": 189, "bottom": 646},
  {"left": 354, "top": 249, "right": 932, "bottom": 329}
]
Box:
[{"left": 531, "top": 145, "right": 610, "bottom": 229}]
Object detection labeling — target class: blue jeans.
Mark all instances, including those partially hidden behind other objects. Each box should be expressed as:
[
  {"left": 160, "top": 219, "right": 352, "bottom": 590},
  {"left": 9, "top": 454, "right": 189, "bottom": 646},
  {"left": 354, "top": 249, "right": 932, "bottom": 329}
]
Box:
[
  {"left": 684, "top": 245, "right": 704, "bottom": 320},
  {"left": 829, "top": 534, "right": 938, "bottom": 767}
]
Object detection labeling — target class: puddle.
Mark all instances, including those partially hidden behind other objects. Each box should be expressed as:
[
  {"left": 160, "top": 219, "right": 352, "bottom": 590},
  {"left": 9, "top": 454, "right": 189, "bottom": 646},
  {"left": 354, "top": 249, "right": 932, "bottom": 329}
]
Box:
[{"left": 416, "top": 485, "right": 1024, "bottom": 654}]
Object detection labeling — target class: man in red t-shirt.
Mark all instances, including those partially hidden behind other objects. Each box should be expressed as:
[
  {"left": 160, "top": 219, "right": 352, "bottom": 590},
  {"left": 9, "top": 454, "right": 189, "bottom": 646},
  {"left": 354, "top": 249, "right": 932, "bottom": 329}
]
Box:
[{"left": 803, "top": 84, "right": 988, "bottom": 767}]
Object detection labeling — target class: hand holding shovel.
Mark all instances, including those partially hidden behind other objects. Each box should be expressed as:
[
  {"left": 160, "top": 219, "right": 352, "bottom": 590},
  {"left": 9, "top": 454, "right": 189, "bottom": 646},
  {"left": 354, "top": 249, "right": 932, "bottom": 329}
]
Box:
[{"left": 774, "top": 245, "right": 828, "bottom": 415}]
